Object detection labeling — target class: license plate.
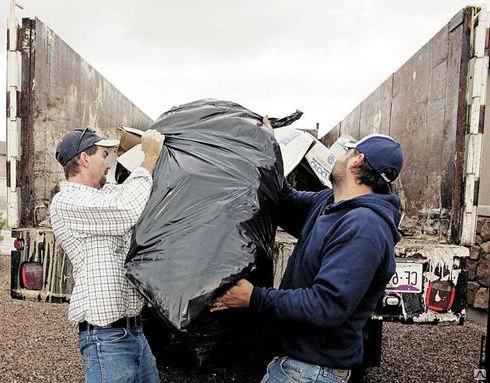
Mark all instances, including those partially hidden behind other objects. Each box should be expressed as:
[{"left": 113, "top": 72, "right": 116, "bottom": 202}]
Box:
[{"left": 385, "top": 262, "right": 423, "bottom": 293}]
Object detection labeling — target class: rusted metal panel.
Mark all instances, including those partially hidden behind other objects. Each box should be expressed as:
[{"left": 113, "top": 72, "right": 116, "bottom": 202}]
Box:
[
  {"left": 445, "top": 12, "right": 469, "bottom": 241},
  {"left": 449, "top": 8, "right": 465, "bottom": 32},
  {"left": 390, "top": 32, "right": 441, "bottom": 215},
  {"left": 323, "top": 9, "right": 474, "bottom": 243},
  {"left": 359, "top": 76, "right": 393, "bottom": 137},
  {"left": 19, "top": 18, "right": 153, "bottom": 227},
  {"left": 19, "top": 18, "right": 35, "bottom": 229},
  {"left": 340, "top": 105, "right": 360, "bottom": 138},
  {"left": 319, "top": 122, "right": 340, "bottom": 148}
]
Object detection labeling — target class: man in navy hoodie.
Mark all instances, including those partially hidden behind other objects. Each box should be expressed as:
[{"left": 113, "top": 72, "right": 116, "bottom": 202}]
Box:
[{"left": 212, "top": 128, "right": 404, "bottom": 383}]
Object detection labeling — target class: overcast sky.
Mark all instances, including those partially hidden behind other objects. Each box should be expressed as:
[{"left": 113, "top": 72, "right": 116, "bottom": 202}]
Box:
[{"left": 0, "top": 0, "right": 484, "bottom": 141}]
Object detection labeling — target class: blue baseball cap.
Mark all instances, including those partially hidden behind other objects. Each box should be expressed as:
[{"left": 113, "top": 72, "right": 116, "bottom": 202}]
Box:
[
  {"left": 56, "top": 127, "right": 119, "bottom": 166},
  {"left": 343, "top": 133, "right": 404, "bottom": 183}
]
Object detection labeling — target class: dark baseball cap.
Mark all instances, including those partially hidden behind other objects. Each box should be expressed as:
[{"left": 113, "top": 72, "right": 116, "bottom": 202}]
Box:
[
  {"left": 343, "top": 133, "right": 404, "bottom": 183},
  {"left": 55, "top": 127, "right": 119, "bottom": 166}
]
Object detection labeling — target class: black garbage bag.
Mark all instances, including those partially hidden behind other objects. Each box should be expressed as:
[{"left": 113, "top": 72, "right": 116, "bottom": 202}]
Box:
[{"left": 125, "top": 99, "right": 301, "bottom": 339}]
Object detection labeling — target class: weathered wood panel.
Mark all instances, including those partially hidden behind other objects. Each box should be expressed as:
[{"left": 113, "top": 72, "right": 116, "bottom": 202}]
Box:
[
  {"left": 324, "top": 8, "right": 472, "bottom": 242},
  {"left": 20, "top": 18, "right": 154, "bottom": 227}
]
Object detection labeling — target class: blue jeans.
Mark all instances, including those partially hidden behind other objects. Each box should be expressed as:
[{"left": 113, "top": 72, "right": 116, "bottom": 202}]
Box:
[
  {"left": 260, "top": 356, "right": 351, "bottom": 383},
  {"left": 78, "top": 327, "right": 159, "bottom": 383}
]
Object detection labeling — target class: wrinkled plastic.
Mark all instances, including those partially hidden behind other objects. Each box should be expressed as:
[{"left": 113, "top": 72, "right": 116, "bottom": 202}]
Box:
[{"left": 125, "top": 99, "right": 300, "bottom": 334}]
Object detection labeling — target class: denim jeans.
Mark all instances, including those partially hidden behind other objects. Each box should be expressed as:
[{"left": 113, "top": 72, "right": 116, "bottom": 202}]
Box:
[
  {"left": 260, "top": 356, "right": 351, "bottom": 383},
  {"left": 78, "top": 327, "right": 159, "bottom": 383}
]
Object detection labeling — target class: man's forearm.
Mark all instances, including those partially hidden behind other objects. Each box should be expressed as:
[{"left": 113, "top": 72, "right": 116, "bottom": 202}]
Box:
[{"left": 141, "top": 154, "right": 160, "bottom": 175}]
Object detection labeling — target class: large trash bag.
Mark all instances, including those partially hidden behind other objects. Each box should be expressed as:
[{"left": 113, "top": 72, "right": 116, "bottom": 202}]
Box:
[{"left": 125, "top": 99, "right": 301, "bottom": 336}]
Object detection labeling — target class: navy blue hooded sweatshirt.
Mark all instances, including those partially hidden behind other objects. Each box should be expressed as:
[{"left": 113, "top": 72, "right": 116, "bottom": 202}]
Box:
[{"left": 250, "top": 182, "right": 402, "bottom": 369}]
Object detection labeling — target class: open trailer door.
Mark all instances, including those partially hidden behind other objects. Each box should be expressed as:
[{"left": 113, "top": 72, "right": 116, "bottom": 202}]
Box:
[{"left": 6, "top": 3, "right": 153, "bottom": 302}]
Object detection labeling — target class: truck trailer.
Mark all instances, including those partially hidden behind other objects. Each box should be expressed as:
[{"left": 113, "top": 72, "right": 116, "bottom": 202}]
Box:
[{"left": 318, "top": 5, "right": 490, "bottom": 325}]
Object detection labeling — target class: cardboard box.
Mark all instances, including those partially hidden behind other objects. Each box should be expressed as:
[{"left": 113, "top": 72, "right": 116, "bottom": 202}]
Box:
[
  {"left": 276, "top": 126, "right": 353, "bottom": 187},
  {"left": 304, "top": 135, "right": 352, "bottom": 188}
]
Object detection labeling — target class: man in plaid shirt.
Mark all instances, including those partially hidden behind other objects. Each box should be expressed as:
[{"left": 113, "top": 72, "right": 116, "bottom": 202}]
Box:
[{"left": 50, "top": 127, "right": 164, "bottom": 383}]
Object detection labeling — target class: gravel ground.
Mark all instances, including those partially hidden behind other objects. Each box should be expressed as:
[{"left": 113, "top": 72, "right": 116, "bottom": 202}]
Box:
[{"left": 0, "top": 254, "right": 486, "bottom": 383}]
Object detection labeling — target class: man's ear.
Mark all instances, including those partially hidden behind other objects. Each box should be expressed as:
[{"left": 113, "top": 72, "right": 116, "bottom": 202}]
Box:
[
  {"left": 349, "top": 152, "right": 365, "bottom": 169},
  {"left": 78, "top": 152, "right": 90, "bottom": 168}
]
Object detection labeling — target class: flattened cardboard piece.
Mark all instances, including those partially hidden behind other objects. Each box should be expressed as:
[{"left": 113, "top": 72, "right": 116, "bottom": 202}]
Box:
[
  {"left": 275, "top": 127, "right": 315, "bottom": 176},
  {"left": 304, "top": 134, "right": 353, "bottom": 188},
  {"left": 120, "top": 126, "right": 145, "bottom": 136},
  {"left": 118, "top": 126, "right": 144, "bottom": 156}
]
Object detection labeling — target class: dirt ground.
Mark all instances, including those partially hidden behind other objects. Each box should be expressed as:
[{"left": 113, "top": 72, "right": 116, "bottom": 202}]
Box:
[{"left": 0, "top": 254, "right": 486, "bottom": 383}]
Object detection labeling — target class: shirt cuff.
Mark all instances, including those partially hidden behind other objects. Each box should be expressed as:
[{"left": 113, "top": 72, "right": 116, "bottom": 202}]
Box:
[
  {"left": 250, "top": 286, "right": 264, "bottom": 312},
  {"left": 130, "top": 167, "right": 152, "bottom": 179}
]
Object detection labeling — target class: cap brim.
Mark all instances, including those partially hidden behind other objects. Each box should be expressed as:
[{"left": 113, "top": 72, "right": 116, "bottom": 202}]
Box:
[
  {"left": 95, "top": 139, "right": 119, "bottom": 147},
  {"left": 336, "top": 136, "right": 358, "bottom": 148},
  {"left": 343, "top": 142, "right": 357, "bottom": 149}
]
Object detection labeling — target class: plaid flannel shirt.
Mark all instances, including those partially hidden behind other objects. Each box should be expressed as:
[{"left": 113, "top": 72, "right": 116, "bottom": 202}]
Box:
[{"left": 50, "top": 167, "right": 153, "bottom": 326}]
